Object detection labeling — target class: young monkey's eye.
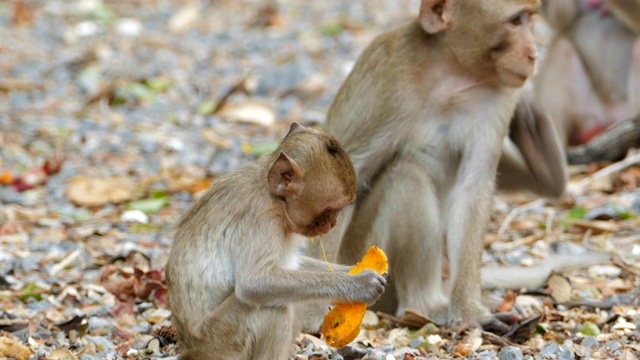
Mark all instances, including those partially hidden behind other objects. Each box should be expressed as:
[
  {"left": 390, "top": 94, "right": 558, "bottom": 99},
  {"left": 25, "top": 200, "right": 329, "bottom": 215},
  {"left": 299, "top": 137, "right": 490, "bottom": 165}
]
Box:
[{"left": 509, "top": 13, "right": 530, "bottom": 27}]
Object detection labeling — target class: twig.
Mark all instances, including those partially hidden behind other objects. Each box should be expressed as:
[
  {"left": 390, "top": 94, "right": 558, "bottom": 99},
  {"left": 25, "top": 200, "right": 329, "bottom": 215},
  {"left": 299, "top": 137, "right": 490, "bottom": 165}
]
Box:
[
  {"left": 568, "top": 151, "right": 640, "bottom": 195},
  {"left": 212, "top": 77, "right": 252, "bottom": 114},
  {"left": 482, "top": 331, "right": 514, "bottom": 347},
  {"left": 612, "top": 256, "right": 640, "bottom": 277},
  {"left": 498, "top": 199, "right": 546, "bottom": 236},
  {"left": 375, "top": 311, "right": 437, "bottom": 329},
  {"left": 568, "top": 113, "right": 640, "bottom": 164},
  {"left": 563, "top": 299, "right": 615, "bottom": 310}
]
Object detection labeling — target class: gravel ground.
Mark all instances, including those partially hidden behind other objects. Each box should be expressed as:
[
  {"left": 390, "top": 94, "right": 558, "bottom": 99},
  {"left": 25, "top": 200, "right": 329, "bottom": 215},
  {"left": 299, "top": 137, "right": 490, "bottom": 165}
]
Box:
[{"left": 1, "top": 1, "right": 639, "bottom": 359}]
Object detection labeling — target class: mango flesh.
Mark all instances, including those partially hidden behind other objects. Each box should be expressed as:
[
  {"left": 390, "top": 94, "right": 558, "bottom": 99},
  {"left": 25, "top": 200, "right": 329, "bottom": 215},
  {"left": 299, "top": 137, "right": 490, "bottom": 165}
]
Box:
[{"left": 321, "top": 246, "right": 388, "bottom": 348}]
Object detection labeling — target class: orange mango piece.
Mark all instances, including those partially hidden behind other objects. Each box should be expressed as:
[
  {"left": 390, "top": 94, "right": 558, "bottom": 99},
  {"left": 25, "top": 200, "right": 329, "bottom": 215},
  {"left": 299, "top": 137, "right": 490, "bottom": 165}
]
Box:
[{"left": 321, "top": 246, "right": 388, "bottom": 347}]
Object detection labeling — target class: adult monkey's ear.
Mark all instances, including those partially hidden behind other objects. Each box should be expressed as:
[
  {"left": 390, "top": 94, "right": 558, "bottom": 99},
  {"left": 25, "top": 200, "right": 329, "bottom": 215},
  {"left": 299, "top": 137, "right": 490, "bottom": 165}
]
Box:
[
  {"left": 419, "top": 0, "right": 454, "bottom": 34},
  {"left": 285, "top": 122, "right": 303, "bottom": 138}
]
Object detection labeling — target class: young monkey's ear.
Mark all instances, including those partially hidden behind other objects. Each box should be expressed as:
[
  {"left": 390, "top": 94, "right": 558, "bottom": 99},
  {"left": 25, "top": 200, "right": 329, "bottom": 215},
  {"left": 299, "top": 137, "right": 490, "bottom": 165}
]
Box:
[
  {"left": 419, "top": 0, "right": 453, "bottom": 34},
  {"left": 268, "top": 152, "right": 303, "bottom": 197}
]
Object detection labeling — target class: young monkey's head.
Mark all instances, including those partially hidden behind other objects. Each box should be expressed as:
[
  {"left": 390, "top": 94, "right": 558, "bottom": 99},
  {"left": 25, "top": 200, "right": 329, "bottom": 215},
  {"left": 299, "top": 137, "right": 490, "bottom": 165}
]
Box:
[{"left": 267, "top": 122, "right": 357, "bottom": 237}]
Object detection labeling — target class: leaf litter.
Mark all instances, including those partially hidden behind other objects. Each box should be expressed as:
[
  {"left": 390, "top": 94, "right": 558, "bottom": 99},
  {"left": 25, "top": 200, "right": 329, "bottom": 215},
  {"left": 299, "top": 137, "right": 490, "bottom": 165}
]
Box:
[{"left": 0, "top": 1, "right": 639, "bottom": 359}]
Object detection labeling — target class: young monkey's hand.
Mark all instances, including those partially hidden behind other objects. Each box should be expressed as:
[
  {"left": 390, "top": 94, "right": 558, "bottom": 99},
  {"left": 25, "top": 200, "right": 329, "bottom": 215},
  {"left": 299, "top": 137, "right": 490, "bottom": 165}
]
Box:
[{"left": 352, "top": 270, "right": 386, "bottom": 304}]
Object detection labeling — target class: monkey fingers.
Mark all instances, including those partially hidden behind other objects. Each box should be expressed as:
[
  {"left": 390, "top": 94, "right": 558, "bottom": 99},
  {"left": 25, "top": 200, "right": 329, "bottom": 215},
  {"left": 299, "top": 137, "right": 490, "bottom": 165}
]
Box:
[{"left": 321, "top": 246, "right": 388, "bottom": 348}]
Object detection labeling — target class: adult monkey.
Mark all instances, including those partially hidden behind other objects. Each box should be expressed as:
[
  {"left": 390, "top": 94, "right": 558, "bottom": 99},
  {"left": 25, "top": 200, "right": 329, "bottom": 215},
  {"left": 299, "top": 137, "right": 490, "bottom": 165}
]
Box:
[
  {"left": 538, "top": 0, "right": 640, "bottom": 153},
  {"left": 310, "top": 0, "right": 555, "bottom": 328}
]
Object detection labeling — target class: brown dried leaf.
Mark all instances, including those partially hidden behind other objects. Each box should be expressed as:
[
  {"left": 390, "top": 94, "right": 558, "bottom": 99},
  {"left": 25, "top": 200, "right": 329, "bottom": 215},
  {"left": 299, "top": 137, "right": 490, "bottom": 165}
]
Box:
[
  {"left": 547, "top": 274, "right": 572, "bottom": 304},
  {"left": 154, "top": 288, "right": 169, "bottom": 308},
  {"left": 614, "top": 167, "right": 640, "bottom": 191},
  {"left": 585, "top": 174, "right": 613, "bottom": 192},
  {"left": 66, "top": 177, "right": 134, "bottom": 206},
  {"left": 618, "top": 349, "right": 637, "bottom": 360},
  {"left": 252, "top": 3, "right": 289, "bottom": 29},
  {"left": 110, "top": 301, "right": 135, "bottom": 318},
  {"left": 0, "top": 336, "right": 32, "bottom": 360},
  {"left": 168, "top": 2, "right": 201, "bottom": 34},
  {"left": 99, "top": 265, "right": 119, "bottom": 282},
  {"left": 48, "top": 348, "right": 79, "bottom": 360},
  {"left": 399, "top": 309, "right": 434, "bottom": 328},
  {"left": 201, "top": 128, "right": 233, "bottom": 149},
  {"left": 12, "top": 1, "right": 34, "bottom": 27},
  {"left": 572, "top": 219, "right": 619, "bottom": 233},
  {"left": 496, "top": 290, "right": 517, "bottom": 313},
  {"left": 217, "top": 101, "right": 276, "bottom": 127}
]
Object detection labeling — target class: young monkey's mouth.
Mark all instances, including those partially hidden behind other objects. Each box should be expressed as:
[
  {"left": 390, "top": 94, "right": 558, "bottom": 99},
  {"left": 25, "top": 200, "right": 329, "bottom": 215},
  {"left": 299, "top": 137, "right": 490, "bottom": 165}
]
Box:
[{"left": 301, "top": 223, "right": 334, "bottom": 238}]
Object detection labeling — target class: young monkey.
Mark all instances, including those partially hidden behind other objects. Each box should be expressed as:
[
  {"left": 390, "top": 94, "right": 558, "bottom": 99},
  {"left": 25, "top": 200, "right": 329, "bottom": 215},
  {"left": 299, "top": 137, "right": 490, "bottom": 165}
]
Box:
[{"left": 166, "top": 123, "right": 386, "bottom": 360}]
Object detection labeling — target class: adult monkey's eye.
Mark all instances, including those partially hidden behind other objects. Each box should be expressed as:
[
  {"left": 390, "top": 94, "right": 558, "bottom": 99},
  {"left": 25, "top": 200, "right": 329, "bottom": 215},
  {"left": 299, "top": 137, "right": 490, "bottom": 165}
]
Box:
[{"left": 510, "top": 13, "right": 530, "bottom": 27}]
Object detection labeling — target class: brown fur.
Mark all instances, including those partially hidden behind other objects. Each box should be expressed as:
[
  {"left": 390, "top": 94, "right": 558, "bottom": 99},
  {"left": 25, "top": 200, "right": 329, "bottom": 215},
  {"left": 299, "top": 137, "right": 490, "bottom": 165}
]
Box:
[
  {"left": 536, "top": 0, "right": 640, "bottom": 146},
  {"left": 305, "top": 0, "right": 542, "bottom": 329},
  {"left": 166, "top": 123, "right": 385, "bottom": 359}
]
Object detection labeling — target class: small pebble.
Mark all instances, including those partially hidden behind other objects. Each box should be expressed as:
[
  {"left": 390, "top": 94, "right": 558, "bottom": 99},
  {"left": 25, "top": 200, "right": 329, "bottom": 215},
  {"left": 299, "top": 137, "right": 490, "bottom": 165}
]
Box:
[
  {"left": 476, "top": 350, "right": 498, "bottom": 360},
  {"left": 540, "top": 343, "right": 559, "bottom": 359},
  {"left": 85, "top": 335, "right": 115, "bottom": 352},
  {"left": 87, "top": 317, "right": 115, "bottom": 331},
  {"left": 121, "top": 209, "right": 149, "bottom": 223},
  {"left": 557, "top": 349, "right": 575, "bottom": 360},
  {"left": 499, "top": 346, "right": 523, "bottom": 360},
  {"left": 409, "top": 336, "right": 425, "bottom": 348},
  {"left": 115, "top": 18, "right": 143, "bottom": 36},
  {"left": 608, "top": 341, "right": 622, "bottom": 351},
  {"left": 581, "top": 336, "right": 599, "bottom": 349}
]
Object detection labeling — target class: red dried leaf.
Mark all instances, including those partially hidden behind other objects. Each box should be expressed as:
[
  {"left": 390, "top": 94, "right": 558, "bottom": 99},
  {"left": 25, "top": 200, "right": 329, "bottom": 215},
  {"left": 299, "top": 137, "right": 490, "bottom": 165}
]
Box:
[
  {"left": 110, "top": 301, "right": 135, "bottom": 317},
  {"left": 104, "top": 277, "right": 137, "bottom": 301},
  {"left": 43, "top": 157, "right": 63, "bottom": 175},
  {"left": 134, "top": 280, "right": 159, "bottom": 299},
  {"left": 100, "top": 265, "right": 120, "bottom": 282},
  {"left": 153, "top": 288, "right": 168, "bottom": 308},
  {"left": 145, "top": 269, "right": 165, "bottom": 282},
  {"left": 12, "top": 1, "right": 34, "bottom": 27},
  {"left": 496, "top": 290, "right": 517, "bottom": 313},
  {"left": 113, "top": 329, "right": 131, "bottom": 341},
  {"left": 115, "top": 343, "right": 132, "bottom": 356}
]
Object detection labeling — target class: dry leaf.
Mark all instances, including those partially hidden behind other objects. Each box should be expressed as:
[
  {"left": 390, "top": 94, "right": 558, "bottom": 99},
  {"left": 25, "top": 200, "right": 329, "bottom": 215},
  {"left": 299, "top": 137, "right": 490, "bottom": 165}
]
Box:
[
  {"left": 400, "top": 309, "right": 435, "bottom": 328},
  {"left": 547, "top": 274, "right": 572, "bottom": 304},
  {"left": 168, "top": 2, "right": 201, "bottom": 34},
  {"left": 201, "top": 128, "right": 233, "bottom": 149},
  {"left": 618, "top": 349, "right": 637, "bottom": 360},
  {"left": 48, "top": 348, "right": 79, "bottom": 360},
  {"left": 12, "top": 0, "right": 34, "bottom": 27},
  {"left": 66, "top": 177, "right": 134, "bottom": 206},
  {"left": 217, "top": 102, "right": 276, "bottom": 127},
  {"left": 496, "top": 290, "right": 517, "bottom": 313},
  {"left": 572, "top": 219, "right": 619, "bottom": 233},
  {"left": 586, "top": 175, "right": 613, "bottom": 192},
  {"left": 0, "top": 336, "right": 32, "bottom": 360},
  {"left": 321, "top": 246, "right": 388, "bottom": 348}
]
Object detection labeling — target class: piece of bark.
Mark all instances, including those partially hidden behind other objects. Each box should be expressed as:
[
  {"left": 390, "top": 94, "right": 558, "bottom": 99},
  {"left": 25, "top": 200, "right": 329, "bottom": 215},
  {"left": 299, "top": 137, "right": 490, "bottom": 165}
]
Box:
[{"left": 568, "top": 113, "right": 640, "bottom": 164}]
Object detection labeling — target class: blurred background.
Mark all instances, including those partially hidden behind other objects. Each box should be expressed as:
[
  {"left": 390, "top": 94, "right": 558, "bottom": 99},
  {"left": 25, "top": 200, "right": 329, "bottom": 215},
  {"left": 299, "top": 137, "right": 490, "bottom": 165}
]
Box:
[
  {"left": 1, "top": 0, "right": 418, "bottom": 187},
  {"left": 2, "top": 2, "right": 640, "bottom": 359}
]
